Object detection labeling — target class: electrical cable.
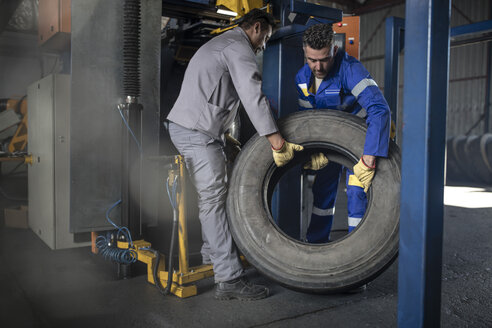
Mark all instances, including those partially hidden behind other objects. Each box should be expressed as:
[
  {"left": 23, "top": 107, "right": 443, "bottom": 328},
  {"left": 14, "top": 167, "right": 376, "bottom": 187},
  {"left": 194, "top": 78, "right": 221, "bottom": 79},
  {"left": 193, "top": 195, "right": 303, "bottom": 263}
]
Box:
[
  {"left": 96, "top": 232, "right": 137, "bottom": 265},
  {"left": 95, "top": 200, "right": 138, "bottom": 264},
  {"left": 0, "top": 185, "right": 27, "bottom": 202},
  {"left": 147, "top": 174, "right": 179, "bottom": 295},
  {"left": 1, "top": 162, "right": 24, "bottom": 176},
  {"left": 104, "top": 199, "right": 134, "bottom": 248},
  {"left": 117, "top": 105, "right": 143, "bottom": 154},
  {"left": 166, "top": 175, "right": 179, "bottom": 210},
  {"left": 163, "top": 175, "right": 179, "bottom": 294}
]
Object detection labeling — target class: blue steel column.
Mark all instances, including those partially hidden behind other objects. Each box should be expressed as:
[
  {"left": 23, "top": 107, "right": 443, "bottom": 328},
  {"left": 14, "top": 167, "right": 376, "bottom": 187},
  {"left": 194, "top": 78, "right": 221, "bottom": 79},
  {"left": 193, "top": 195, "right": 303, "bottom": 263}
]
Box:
[
  {"left": 384, "top": 17, "right": 405, "bottom": 142},
  {"left": 398, "top": 0, "right": 450, "bottom": 327},
  {"left": 262, "top": 28, "right": 306, "bottom": 238}
]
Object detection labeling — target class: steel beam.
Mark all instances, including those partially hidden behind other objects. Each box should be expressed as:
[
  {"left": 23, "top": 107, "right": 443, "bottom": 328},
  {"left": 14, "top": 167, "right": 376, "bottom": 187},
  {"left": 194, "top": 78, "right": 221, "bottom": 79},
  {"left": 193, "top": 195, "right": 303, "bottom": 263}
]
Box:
[
  {"left": 263, "top": 26, "right": 306, "bottom": 238},
  {"left": 290, "top": 0, "right": 342, "bottom": 23},
  {"left": 353, "top": 0, "right": 405, "bottom": 16},
  {"left": 384, "top": 16, "right": 405, "bottom": 143},
  {"left": 486, "top": 8, "right": 492, "bottom": 133},
  {"left": 487, "top": 71, "right": 491, "bottom": 131},
  {"left": 398, "top": 0, "right": 450, "bottom": 327},
  {"left": 451, "top": 20, "right": 492, "bottom": 38}
]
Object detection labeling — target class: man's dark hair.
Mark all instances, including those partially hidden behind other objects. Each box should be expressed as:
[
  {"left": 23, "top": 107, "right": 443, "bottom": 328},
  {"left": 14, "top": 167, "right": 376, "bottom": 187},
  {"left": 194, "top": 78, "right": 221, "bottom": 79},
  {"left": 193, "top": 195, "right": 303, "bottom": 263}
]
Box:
[
  {"left": 303, "top": 24, "right": 334, "bottom": 50},
  {"left": 238, "top": 8, "right": 275, "bottom": 31}
]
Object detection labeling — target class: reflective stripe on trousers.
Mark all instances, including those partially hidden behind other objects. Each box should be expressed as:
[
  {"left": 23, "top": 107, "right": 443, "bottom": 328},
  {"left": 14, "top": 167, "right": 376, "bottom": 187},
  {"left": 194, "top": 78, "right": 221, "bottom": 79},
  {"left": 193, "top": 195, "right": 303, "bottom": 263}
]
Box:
[{"left": 307, "top": 163, "right": 368, "bottom": 242}]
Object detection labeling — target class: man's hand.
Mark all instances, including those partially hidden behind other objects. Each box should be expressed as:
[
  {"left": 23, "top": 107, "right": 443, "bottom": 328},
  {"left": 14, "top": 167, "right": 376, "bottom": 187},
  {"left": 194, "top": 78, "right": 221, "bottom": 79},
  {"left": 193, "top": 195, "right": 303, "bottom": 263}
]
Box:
[
  {"left": 353, "top": 155, "right": 376, "bottom": 192},
  {"left": 272, "top": 140, "right": 304, "bottom": 167},
  {"left": 304, "top": 153, "right": 329, "bottom": 170}
]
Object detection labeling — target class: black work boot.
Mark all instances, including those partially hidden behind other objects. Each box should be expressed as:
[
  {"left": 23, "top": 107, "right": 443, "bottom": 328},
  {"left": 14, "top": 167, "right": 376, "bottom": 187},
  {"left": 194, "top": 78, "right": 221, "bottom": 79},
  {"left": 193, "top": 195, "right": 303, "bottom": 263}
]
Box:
[{"left": 215, "top": 277, "right": 269, "bottom": 301}]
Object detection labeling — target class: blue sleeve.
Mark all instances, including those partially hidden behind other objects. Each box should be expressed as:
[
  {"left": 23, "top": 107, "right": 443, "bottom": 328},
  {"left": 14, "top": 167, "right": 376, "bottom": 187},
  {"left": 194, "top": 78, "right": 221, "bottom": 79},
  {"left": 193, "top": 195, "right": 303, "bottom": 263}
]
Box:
[
  {"left": 342, "top": 57, "right": 390, "bottom": 157},
  {"left": 295, "top": 68, "right": 314, "bottom": 111}
]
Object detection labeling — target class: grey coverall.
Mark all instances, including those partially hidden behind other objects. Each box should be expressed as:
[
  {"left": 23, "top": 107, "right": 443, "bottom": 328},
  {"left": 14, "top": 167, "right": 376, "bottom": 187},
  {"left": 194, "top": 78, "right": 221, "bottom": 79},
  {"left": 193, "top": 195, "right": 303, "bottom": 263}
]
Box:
[{"left": 167, "top": 27, "right": 278, "bottom": 282}]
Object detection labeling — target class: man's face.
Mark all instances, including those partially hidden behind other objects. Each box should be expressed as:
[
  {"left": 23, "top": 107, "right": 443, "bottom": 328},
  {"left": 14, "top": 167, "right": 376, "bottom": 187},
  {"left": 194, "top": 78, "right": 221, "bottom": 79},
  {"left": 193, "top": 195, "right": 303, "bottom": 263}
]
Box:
[
  {"left": 251, "top": 23, "right": 272, "bottom": 54},
  {"left": 304, "top": 45, "right": 337, "bottom": 79}
]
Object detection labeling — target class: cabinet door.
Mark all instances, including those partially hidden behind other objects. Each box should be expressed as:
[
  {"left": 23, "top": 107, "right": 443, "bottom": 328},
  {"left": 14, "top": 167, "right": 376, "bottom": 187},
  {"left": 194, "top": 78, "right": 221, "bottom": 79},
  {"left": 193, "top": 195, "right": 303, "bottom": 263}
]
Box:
[
  {"left": 28, "top": 75, "right": 55, "bottom": 249},
  {"left": 38, "top": 0, "right": 60, "bottom": 44},
  {"left": 54, "top": 74, "right": 73, "bottom": 248}
]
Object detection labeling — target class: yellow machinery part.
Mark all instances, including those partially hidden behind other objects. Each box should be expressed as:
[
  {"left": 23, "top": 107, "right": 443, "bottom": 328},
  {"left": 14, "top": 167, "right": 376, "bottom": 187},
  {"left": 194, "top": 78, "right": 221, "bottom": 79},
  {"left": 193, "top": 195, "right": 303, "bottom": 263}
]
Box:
[
  {"left": 211, "top": 0, "right": 271, "bottom": 35},
  {"left": 5, "top": 98, "right": 28, "bottom": 153},
  {"left": 210, "top": 24, "right": 237, "bottom": 35},
  {"left": 176, "top": 155, "right": 189, "bottom": 274},
  {"left": 0, "top": 156, "right": 27, "bottom": 163},
  {"left": 216, "top": 0, "right": 264, "bottom": 17},
  {"left": 118, "top": 239, "right": 214, "bottom": 298},
  {"left": 113, "top": 155, "right": 215, "bottom": 298},
  {"left": 390, "top": 120, "right": 397, "bottom": 140}
]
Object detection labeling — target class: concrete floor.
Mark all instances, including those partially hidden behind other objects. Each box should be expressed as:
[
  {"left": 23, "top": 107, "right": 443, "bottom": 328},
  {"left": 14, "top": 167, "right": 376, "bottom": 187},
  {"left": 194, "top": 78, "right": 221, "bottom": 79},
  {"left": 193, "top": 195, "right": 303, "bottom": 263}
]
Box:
[{"left": 0, "top": 174, "right": 491, "bottom": 328}]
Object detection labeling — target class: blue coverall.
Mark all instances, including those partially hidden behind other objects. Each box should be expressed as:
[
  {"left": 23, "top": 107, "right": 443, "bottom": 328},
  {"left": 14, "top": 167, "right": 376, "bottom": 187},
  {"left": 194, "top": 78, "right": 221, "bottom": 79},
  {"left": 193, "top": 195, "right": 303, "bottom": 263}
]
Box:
[{"left": 296, "top": 50, "right": 391, "bottom": 243}]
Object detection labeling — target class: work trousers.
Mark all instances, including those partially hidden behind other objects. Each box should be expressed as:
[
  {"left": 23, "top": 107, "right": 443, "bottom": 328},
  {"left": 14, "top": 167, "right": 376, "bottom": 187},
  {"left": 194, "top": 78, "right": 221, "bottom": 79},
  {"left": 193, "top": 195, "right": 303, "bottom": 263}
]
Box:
[
  {"left": 168, "top": 122, "right": 244, "bottom": 283},
  {"left": 307, "top": 162, "right": 367, "bottom": 243}
]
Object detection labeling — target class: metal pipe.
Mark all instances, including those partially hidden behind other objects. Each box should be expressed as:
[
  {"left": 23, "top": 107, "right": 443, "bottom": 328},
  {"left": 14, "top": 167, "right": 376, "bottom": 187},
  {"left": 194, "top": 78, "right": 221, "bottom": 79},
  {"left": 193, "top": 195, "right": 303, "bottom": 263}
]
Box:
[
  {"left": 0, "top": 156, "right": 27, "bottom": 163},
  {"left": 0, "top": 157, "right": 24, "bottom": 162},
  {"left": 484, "top": 6, "right": 492, "bottom": 133}
]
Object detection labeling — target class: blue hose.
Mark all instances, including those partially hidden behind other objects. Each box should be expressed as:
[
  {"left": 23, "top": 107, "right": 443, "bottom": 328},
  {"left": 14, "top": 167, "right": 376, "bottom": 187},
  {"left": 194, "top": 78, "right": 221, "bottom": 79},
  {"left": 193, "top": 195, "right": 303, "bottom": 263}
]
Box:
[
  {"left": 96, "top": 199, "right": 138, "bottom": 264},
  {"left": 118, "top": 105, "right": 142, "bottom": 154}
]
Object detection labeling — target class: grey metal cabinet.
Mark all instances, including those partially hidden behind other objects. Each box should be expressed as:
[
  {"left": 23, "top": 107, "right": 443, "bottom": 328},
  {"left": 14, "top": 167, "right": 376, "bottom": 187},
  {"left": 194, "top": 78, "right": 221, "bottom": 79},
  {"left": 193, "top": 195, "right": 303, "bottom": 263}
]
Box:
[{"left": 27, "top": 74, "right": 89, "bottom": 249}]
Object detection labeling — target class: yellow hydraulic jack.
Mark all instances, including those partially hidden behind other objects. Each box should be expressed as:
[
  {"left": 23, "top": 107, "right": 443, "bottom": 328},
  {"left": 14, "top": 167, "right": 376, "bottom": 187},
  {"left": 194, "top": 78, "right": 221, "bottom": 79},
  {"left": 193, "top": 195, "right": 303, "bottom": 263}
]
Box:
[{"left": 117, "top": 155, "right": 214, "bottom": 298}]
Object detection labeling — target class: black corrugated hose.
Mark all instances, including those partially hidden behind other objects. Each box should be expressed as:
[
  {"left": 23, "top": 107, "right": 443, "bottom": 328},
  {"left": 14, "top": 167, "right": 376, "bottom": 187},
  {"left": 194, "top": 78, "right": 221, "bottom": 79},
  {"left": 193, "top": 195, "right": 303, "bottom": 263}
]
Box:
[{"left": 150, "top": 175, "right": 179, "bottom": 295}]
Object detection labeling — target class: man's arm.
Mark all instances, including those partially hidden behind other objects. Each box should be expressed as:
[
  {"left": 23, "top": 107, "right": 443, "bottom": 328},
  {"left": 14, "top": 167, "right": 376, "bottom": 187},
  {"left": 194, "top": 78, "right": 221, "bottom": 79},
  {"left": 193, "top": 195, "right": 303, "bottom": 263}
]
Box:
[
  {"left": 344, "top": 59, "right": 391, "bottom": 161},
  {"left": 343, "top": 58, "right": 391, "bottom": 191},
  {"left": 362, "top": 154, "right": 376, "bottom": 167},
  {"left": 266, "top": 132, "right": 284, "bottom": 150},
  {"left": 222, "top": 41, "right": 303, "bottom": 166},
  {"left": 296, "top": 69, "right": 314, "bottom": 110},
  {"left": 222, "top": 41, "right": 278, "bottom": 137}
]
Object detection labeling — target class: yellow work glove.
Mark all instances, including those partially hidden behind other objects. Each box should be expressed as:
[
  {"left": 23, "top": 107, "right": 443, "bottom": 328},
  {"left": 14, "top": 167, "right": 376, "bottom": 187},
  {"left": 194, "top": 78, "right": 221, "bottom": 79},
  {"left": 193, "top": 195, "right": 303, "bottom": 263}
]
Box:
[
  {"left": 272, "top": 141, "right": 304, "bottom": 167},
  {"left": 303, "top": 153, "right": 329, "bottom": 170},
  {"left": 353, "top": 158, "right": 376, "bottom": 193}
]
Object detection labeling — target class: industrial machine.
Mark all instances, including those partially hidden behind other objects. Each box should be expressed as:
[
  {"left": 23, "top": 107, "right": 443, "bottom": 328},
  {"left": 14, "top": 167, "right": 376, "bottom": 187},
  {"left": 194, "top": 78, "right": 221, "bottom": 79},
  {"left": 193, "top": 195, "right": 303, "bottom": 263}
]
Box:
[
  {"left": 94, "top": 154, "right": 214, "bottom": 297},
  {"left": 0, "top": 97, "right": 28, "bottom": 153}
]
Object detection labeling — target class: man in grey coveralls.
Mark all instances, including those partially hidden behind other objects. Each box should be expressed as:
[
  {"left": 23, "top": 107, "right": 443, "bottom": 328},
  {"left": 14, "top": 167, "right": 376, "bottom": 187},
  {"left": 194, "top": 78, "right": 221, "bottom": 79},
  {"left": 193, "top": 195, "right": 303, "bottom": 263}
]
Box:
[{"left": 167, "top": 9, "right": 303, "bottom": 300}]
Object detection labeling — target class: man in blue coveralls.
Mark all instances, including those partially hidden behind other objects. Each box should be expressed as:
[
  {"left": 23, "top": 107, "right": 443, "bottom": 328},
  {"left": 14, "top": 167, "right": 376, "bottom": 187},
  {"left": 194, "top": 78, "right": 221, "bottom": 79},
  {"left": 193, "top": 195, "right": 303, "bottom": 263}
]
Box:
[{"left": 297, "top": 23, "right": 391, "bottom": 243}]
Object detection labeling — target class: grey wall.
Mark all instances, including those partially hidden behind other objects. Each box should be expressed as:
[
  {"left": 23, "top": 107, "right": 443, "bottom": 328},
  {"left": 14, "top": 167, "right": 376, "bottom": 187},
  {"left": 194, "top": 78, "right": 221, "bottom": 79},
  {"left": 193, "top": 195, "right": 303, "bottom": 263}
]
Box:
[
  {"left": 359, "top": 0, "right": 491, "bottom": 137},
  {"left": 0, "top": 32, "right": 58, "bottom": 99}
]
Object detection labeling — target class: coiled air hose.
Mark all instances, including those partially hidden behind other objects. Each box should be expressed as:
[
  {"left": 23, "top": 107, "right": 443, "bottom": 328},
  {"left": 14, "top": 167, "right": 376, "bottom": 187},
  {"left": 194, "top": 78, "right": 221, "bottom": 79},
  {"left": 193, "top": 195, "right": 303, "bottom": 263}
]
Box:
[{"left": 96, "top": 200, "right": 138, "bottom": 264}]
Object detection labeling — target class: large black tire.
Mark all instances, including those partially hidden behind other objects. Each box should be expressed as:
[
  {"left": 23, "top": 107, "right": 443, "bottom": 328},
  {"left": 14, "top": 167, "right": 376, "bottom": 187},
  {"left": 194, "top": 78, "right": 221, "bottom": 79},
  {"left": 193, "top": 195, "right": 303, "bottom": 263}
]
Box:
[
  {"left": 446, "top": 137, "right": 462, "bottom": 183},
  {"left": 227, "top": 110, "right": 401, "bottom": 293},
  {"left": 482, "top": 134, "right": 492, "bottom": 174},
  {"left": 465, "top": 135, "right": 492, "bottom": 184},
  {"left": 453, "top": 136, "right": 477, "bottom": 182}
]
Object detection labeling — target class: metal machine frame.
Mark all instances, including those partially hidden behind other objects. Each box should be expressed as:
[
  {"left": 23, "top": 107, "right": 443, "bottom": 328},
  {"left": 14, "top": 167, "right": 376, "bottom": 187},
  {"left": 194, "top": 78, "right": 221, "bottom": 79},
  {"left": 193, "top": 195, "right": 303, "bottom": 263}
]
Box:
[
  {"left": 385, "top": 9, "right": 492, "bottom": 326},
  {"left": 384, "top": 16, "right": 492, "bottom": 143},
  {"left": 117, "top": 156, "right": 214, "bottom": 298}
]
